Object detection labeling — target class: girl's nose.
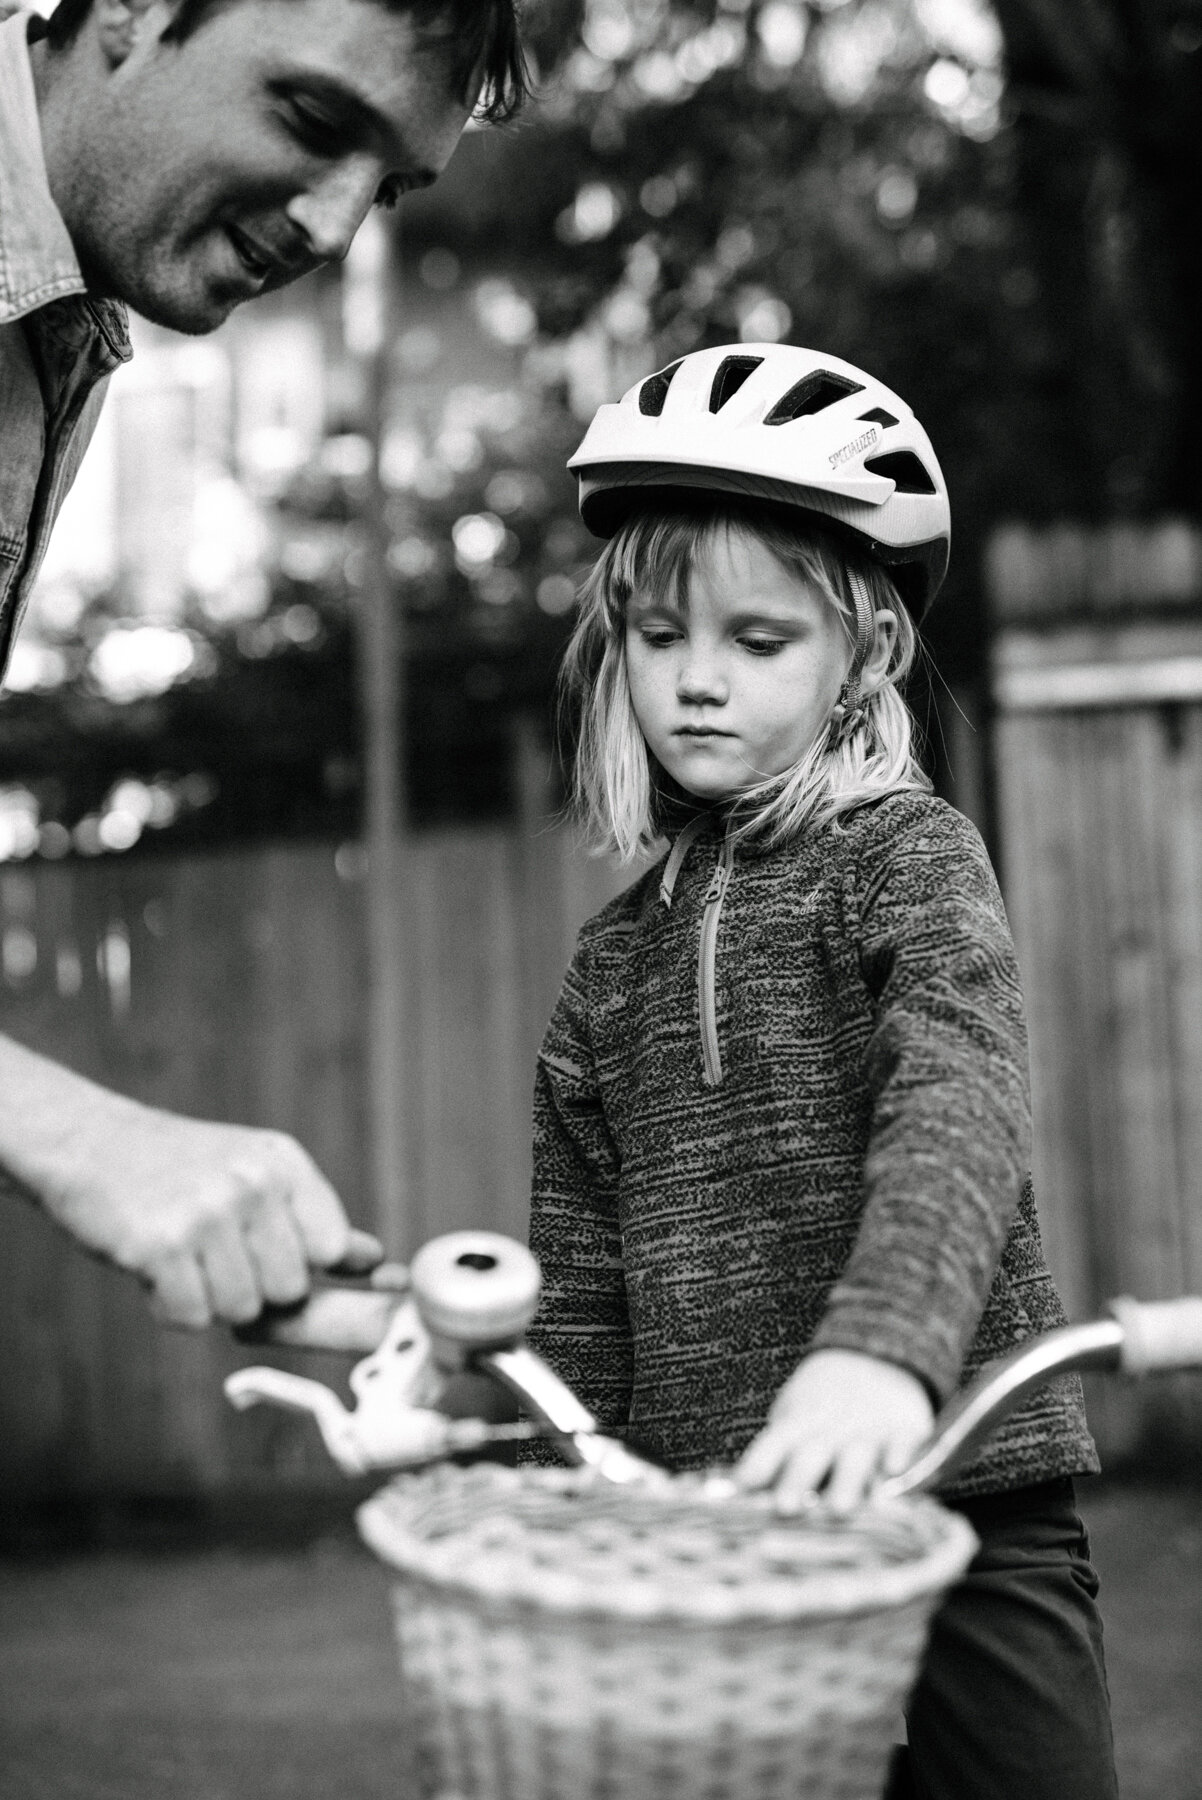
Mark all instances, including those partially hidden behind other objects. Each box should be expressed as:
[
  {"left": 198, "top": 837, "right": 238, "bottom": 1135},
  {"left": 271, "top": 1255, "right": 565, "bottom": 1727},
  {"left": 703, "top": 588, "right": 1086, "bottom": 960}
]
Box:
[
  {"left": 286, "top": 160, "right": 382, "bottom": 264},
  {"left": 676, "top": 654, "right": 728, "bottom": 706}
]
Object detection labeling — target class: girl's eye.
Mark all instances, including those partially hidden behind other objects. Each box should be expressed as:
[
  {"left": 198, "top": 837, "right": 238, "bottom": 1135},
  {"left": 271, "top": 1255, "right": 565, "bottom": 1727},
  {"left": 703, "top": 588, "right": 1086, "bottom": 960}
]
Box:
[
  {"left": 638, "top": 626, "right": 681, "bottom": 648},
  {"left": 740, "top": 636, "right": 785, "bottom": 656}
]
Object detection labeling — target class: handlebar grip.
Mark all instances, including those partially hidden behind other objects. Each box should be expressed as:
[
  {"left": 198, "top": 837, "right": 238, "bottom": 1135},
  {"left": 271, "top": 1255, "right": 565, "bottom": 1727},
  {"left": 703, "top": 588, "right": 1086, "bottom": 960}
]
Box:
[
  {"left": 233, "top": 1288, "right": 404, "bottom": 1354},
  {"left": 1110, "top": 1295, "right": 1202, "bottom": 1374}
]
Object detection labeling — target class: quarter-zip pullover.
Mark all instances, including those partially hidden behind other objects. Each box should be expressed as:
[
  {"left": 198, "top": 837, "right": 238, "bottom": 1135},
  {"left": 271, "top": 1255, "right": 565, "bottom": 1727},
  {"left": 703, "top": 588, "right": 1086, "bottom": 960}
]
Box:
[{"left": 526, "top": 790, "right": 1099, "bottom": 1499}]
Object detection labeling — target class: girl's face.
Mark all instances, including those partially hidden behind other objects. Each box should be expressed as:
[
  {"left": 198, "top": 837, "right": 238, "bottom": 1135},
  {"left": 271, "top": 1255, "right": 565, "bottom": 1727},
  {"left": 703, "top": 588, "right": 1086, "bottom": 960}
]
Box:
[{"left": 624, "top": 528, "right": 854, "bottom": 802}]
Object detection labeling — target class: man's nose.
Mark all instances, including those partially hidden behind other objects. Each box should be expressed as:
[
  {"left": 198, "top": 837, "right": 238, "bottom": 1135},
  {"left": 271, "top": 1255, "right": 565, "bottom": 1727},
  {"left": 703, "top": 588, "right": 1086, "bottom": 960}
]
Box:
[{"left": 286, "top": 160, "right": 382, "bottom": 263}]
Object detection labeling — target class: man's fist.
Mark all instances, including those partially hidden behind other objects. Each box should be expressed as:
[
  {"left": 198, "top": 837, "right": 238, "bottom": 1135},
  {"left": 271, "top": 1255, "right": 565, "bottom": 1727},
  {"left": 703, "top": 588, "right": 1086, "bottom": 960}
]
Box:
[{"left": 1, "top": 1035, "right": 380, "bottom": 1327}]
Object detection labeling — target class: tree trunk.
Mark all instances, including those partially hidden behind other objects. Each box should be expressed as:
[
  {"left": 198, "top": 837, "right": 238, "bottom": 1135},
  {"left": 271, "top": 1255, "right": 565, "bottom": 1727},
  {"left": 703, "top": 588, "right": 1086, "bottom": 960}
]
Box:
[{"left": 994, "top": 0, "right": 1202, "bottom": 516}]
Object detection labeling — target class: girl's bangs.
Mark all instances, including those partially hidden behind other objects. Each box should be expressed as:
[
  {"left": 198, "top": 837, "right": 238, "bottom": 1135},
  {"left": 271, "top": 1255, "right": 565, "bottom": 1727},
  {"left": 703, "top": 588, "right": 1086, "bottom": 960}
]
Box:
[
  {"left": 608, "top": 509, "right": 720, "bottom": 617},
  {"left": 608, "top": 500, "right": 862, "bottom": 646}
]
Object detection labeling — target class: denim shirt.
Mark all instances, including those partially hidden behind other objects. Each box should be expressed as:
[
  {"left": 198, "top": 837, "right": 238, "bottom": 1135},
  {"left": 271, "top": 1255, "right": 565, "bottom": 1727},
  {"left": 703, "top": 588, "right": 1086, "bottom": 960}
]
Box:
[{"left": 0, "top": 12, "right": 131, "bottom": 683}]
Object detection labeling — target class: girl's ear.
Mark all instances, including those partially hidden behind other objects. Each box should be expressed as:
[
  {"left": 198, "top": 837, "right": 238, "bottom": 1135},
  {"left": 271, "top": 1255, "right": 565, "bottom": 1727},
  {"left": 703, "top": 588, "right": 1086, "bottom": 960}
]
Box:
[{"left": 860, "top": 609, "right": 898, "bottom": 696}]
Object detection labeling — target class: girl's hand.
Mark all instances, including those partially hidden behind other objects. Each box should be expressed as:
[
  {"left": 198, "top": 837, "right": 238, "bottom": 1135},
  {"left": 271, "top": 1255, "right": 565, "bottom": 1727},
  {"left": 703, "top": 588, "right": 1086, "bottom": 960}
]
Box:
[{"left": 734, "top": 1349, "right": 935, "bottom": 1516}]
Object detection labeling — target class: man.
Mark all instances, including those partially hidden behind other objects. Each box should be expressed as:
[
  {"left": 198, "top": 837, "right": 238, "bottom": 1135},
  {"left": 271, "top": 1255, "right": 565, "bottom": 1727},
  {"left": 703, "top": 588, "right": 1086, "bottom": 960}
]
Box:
[{"left": 0, "top": 0, "right": 526, "bottom": 1326}]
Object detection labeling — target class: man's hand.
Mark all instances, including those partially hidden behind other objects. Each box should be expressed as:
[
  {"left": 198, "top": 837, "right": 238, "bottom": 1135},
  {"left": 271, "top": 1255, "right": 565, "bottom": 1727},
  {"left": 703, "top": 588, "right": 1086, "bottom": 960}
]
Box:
[
  {"left": 0, "top": 1036, "right": 381, "bottom": 1328},
  {"left": 50, "top": 1104, "right": 382, "bottom": 1328},
  {"left": 734, "top": 1348, "right": 935, "bottom": 1515}
]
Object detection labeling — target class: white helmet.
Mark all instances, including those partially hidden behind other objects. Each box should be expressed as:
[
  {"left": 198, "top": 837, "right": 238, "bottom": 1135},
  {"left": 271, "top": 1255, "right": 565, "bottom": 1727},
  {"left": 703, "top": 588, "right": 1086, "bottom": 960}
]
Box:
[{"left": 568, "top": 343, "right": 950, "bottom": 617}]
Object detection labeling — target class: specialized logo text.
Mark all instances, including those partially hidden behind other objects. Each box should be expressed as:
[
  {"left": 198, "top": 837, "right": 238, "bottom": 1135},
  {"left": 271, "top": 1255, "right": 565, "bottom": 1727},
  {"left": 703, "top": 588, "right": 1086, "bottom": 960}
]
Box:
[{"left": 829, "top": 427, "right": 878, "bottom": 470}]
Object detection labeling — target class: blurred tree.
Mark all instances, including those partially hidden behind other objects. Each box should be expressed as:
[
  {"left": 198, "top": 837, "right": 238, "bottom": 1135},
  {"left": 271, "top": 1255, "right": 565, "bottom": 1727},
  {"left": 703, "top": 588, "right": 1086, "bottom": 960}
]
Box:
[
  {"left": 392, "top": 0, "right": 1202, "bottom": 745},
  {"left": 396, "top": 0, "right": 1202, "bottom": 697},
  {"left": 401, "top": 0, "right": 1025, "bottom": 692},
  {"left": 990, "top": 0, "right": 1202, "bottom": 515},
  {"left": 8, "top": 1, "right": 1198, "bottom": 857},
  {"left": 0, "top": 386, "right": 591, "bottom": 850}
]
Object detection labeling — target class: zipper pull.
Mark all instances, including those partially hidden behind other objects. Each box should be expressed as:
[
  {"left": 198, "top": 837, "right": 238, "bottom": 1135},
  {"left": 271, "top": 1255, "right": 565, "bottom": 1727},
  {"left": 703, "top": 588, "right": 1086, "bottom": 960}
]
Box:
[{"left": 703, "top": 860, "right": 730, "bottom": 906}]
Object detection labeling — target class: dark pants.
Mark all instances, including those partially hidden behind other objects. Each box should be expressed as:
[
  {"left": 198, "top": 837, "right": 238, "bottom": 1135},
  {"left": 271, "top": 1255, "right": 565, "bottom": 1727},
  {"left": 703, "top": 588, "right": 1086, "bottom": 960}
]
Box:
[{"left": 883, "top": 1478, "right": 1118, "bottom": 1800}]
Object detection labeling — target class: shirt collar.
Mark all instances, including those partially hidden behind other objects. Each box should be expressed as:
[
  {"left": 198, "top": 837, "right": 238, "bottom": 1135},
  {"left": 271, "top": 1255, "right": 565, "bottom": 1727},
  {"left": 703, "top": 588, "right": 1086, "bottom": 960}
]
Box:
[{"left": 0, "top": 11, "right": 88, "bottom": 325}]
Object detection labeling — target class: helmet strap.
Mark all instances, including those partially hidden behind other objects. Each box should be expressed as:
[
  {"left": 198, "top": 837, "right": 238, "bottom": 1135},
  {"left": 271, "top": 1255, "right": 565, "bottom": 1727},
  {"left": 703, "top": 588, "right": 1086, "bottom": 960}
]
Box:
[{"left": 826, "top": 564, "right": 878, "bottom": 751}]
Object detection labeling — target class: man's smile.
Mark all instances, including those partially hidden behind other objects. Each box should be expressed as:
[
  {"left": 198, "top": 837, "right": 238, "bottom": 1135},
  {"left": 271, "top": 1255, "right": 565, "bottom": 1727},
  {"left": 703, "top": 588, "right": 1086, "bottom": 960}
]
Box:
[{"left": 226, "top": 223, "right": 293, "bottom": 286}]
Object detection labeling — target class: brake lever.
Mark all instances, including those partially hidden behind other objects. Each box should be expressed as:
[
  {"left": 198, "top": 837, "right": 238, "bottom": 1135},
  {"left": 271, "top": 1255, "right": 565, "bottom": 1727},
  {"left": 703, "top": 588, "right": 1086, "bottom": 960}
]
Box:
[
  {"left": 224, "top": 1232, "right": 667, "bottom": 1484},
  {"left": 227, "top": 1288, "right": 547, "bottom": 1474}
]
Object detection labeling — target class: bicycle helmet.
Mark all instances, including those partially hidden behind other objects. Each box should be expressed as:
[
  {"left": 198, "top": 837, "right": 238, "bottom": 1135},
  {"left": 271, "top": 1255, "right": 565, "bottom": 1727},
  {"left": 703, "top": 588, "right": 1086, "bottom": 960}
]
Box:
[{"left": 568, "top": 343, "right": 950, "bottom": 619}]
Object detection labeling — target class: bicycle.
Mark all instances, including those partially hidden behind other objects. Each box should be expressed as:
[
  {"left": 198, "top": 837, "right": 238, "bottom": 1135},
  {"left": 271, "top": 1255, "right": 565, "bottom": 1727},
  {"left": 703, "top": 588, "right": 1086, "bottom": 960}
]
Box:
[{"left": 228, "top": 1230, "right": 1202, "bottom": 1800}]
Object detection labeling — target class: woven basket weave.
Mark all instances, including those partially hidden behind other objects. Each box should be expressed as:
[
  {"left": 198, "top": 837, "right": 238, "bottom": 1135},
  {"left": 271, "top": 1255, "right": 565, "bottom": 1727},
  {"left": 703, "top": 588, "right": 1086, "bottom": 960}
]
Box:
[{"left": 358, "top": 1464, "right": 977, "bottom": 1800}]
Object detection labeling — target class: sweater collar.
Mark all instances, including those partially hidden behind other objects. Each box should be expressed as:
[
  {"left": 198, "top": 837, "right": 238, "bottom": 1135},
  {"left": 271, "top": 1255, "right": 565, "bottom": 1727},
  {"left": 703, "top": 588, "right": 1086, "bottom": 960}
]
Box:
[{"left": 659, "top": 812, "right": 714, "bottom": 906}]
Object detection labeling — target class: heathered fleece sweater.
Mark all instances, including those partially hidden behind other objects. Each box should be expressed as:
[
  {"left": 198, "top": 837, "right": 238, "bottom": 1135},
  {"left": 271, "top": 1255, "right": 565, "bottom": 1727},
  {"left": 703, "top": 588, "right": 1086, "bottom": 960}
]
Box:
[{"left": 525, "top": 789, "right": 1099, "bottom": 1500}]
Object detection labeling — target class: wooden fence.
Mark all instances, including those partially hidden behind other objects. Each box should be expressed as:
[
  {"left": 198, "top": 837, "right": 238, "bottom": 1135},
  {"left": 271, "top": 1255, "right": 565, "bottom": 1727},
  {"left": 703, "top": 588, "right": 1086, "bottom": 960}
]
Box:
[
  {"left": 10, "top": 522, "right": 1202, "bottom": 1501},
  {"left": 0, "top": 822, "right": 633, "bottom": 1503},
  {"left": 991, "top": 521, "right": 1202, "bottom": 1468}
]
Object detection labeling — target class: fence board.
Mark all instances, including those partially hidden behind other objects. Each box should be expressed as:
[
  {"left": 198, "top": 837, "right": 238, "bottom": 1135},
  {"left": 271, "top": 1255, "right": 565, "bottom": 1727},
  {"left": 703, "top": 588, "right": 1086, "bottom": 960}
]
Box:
[
  {"left": 11, "top": 681, "right": 1202, "bottom": 1495},
  {"left": 988, "top": 512, "right": 1202, "bottom": 1470},
  {"left": 1164, "top": 711, "right": 1202, "bottom": 1292},
  {"left": 995, "top": 697, "right": 1202, "bottom": 1466}
]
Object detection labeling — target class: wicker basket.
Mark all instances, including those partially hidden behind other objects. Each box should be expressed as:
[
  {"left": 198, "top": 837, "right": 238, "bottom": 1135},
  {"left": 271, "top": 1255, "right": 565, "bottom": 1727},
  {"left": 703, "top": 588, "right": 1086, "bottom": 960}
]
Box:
[{"left": 357, "top": 1463, "right": 978, "bottom": 1800}]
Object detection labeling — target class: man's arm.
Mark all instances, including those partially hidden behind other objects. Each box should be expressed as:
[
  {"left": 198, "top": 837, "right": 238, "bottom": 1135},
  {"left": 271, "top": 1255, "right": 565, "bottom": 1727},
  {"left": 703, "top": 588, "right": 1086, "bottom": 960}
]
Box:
[{"left": 0, "top": 1033, "right": 380, "bottom": 1327}]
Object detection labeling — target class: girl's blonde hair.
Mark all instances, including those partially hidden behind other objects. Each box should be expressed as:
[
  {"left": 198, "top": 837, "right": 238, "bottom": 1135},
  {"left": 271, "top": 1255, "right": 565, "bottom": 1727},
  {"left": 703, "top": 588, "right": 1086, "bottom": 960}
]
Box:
[{"left": 560, "top": 497, "right": 930, "bottom": 861}]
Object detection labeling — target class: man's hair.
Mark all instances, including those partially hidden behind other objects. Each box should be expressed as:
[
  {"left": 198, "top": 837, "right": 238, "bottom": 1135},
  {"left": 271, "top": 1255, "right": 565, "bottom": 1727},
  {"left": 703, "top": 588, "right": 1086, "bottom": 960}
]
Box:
[
  {"left": 45, "top": 0, "right": 529, "bottom": 122},
  {"left": 562, "top": 497, "right": 930, "bottom": 862}
]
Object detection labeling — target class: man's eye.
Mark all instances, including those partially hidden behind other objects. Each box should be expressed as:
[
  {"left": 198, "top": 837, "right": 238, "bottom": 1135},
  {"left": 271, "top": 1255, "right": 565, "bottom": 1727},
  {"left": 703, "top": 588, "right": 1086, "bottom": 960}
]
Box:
[{"left": 289, "top": 101, "right": 343, "bottom": 151}]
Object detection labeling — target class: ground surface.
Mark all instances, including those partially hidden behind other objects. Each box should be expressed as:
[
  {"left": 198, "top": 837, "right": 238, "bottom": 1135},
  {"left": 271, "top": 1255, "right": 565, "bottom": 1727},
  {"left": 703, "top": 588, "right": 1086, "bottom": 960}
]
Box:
[{"left": 0, "top": 1480, "right": 1198, "bottom": 1800}]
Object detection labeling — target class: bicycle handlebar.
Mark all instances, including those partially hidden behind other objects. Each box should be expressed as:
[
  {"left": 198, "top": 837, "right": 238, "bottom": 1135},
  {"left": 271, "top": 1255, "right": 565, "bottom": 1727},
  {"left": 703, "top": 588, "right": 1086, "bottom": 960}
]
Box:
[
  {"left": 881, "top": 1295, "right": 1202, "bottom": 1499},
  {"left": 229, "top": 1233, "right": 1202, "bottom": 1493}
]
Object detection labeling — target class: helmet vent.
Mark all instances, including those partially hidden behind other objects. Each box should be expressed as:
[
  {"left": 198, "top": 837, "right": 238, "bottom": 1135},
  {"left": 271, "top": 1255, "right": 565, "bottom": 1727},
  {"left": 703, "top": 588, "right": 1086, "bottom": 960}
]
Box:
[
  {"left": 708, "top": 355, "right": 764, "bottom": 413},
  {"left": 639, "top": 361, "right": 684, "bottom": 416},
  {"left": 863, "top": 451, "right": 937, "bottom": 495},
  {"left": 859, "top": 407, "right": 898, "bottom": 428},
  {"left": 764, "top": 371, "right": 865, "bottom": 425}
]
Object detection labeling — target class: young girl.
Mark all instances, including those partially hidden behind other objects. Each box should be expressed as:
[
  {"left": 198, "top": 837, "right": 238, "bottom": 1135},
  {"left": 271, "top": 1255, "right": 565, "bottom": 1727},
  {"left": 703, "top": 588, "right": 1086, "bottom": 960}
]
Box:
[{"left": 524, "top": 344, "right": 1117, "bottom": 1800}]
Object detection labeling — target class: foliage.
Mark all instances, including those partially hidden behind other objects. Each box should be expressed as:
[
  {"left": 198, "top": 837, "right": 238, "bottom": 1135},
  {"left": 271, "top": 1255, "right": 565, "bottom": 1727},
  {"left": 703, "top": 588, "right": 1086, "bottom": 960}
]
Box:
[
  {"left": 401, "top": 0, "right": 1202, "bottom": 674},
  {"left": 0, "top": 394, "right": 590, "bottom": 852},
  {"left": 990, "top": 0, "right": 1202, "bottom": 515},
  {"left": 391, "top": 0, "right": 1019, "bottom": 714},
  {"left": 5, "top": 0, "right": 1199, "bottom": 857}
]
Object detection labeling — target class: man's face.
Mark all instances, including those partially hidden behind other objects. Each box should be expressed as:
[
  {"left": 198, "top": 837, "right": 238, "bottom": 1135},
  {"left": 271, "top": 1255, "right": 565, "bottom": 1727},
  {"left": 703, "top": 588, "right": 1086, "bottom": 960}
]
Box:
[{"left": 56, "top": 0, "right": 474, "bottom": 332}]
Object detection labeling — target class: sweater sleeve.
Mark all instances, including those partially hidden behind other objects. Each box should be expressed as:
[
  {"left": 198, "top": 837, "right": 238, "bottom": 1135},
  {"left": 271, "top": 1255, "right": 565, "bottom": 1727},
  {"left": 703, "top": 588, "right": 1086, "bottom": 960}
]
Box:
[
  {"left": 809, "top": 801, "right": 1032, "bottom": 1403},
  {"left": 524, "top": 933, "right": 634, "bottom": 1436}
]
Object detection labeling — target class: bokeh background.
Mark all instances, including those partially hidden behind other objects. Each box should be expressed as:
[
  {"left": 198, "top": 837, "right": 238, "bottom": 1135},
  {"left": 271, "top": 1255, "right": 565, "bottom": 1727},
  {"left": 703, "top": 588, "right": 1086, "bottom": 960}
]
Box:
[{"left": 1, "top": 2, "right": 1201, "bottom": 1793}]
